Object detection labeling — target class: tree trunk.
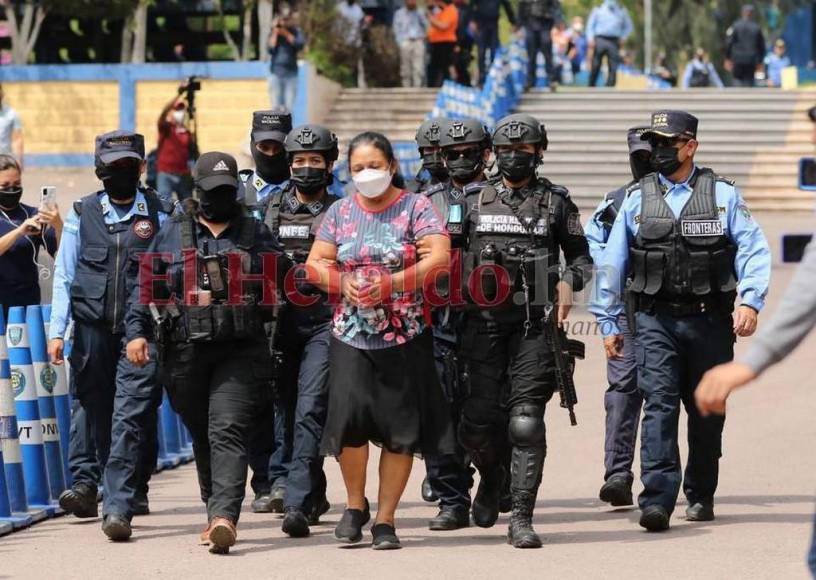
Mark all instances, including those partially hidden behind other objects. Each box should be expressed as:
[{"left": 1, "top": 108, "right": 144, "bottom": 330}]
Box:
[
  {"left": 241, "top": 2, "right": 254, "bottom": 61},
  {"left": 131, "top": 0, "right": 148, "bottom": 64},
  {"left": 120, "top": 12, "right": 134, "bottom": 63},
  {"left": 214, "top": 0, "right": 241, "bottom": 61},
  {"left": 257, "top": 0, "right": 273, "bottom": 61},
  {"left": 2, "top": 1, "right": 47, "bottom": 65}
]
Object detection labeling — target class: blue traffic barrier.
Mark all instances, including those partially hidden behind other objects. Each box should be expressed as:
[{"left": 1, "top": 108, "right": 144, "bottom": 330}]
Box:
[
  {"left": 177, "top": 414, "right": 194, "bottom": 463},
  {"left": 41, "top": 305, "right": 71, "bottom": 485},
  {"left": 26, "top": 306, "right": 67, "bottom": 501},
  {"left": 0, "top": 307, "right": 32, "bottom": 535},
  {"left": 157, "top": 395, "right": 182, "bottom": 470},
  {"left": 7, "top": 306, "right": 59, "bottom": 517},
  {"left": 0, "top": 307, "right": 42, "bottom": 526}
]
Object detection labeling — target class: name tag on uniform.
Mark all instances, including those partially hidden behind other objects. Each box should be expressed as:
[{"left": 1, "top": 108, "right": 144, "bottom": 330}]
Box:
[
  {"left": 681, "top": 220, "right": 723, "bottom": 237},
  {"left": 279, "top": 224, "right": 311, "bottom": 239},
  {"left": 476, "top": 214, "right": 546, "bottom": 235}
]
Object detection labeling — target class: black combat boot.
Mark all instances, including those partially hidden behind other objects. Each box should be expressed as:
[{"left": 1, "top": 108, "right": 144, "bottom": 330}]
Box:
[
  {"left": 507, "top": 490, "right": 542, "bottom": 549},
  {"left": 471, "top": 466, "right": 505, "bottom": 528},
  {"left": 59, "top": 483, "right": 98, "bottom": 518},
  {"left": 421, "top": 475, "right": 438, "bottom": 503}
]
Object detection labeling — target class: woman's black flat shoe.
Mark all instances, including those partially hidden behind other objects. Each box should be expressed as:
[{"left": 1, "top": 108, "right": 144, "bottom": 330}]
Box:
[
  {"left": 371, "top": 522, "right": 401, "bottom": 550},
  {"left": 334, "top": 499, "right": 371, "bottom": 544}
]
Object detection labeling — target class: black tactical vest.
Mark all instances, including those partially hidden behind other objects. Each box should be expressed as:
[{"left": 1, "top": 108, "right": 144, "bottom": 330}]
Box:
[
  {"left": 169, "top": 213, "right": 269, "bottom": 342},
  {"left": 422, "top": 180, "right": 481, "bottom": 249},
  {"left": 629, "top": 169, "right": 737, "bottom": 300},
  {"left": 263, "top": 186, "right": 339, "bottom": 264},
  {"left": 467, "top": 178, "right": 561, "bottom": 308},
  {"left": 70, "top": 188, "right": 170, "bottom": 333},
  {"left": 598, "top": 181, "right": 634, "bottom": 232}
]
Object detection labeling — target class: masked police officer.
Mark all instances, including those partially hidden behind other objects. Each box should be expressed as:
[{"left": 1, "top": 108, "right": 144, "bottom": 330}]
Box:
[
  {"left": 48, "top": 131, "right": 173, "bottom": 539},
  {"left": 418, "top": 118, "right": 494, "bottom": 530},
  {"left": 125, "top": 152, "right": 290, "bottom": 554},
  {"left": 406, "top": 118, "right": 450, "bottom": 194},
  {"left": 263, "top": 124, "right": 340, "bottom": 537},
  {"left": 585, "top": 126, "right": 652, "bottom": 507},
  {"left": 238, "top": 108, "right": 292, "bottom": 221},
  {"left": 238, "top": 108, "right": 293, "bottom": 514},
  {"left": 595, "top": 110, "right": 771, "bottom": 532},
  {"left": 459, "top": 113, "right": 592, "bottom": 548}
]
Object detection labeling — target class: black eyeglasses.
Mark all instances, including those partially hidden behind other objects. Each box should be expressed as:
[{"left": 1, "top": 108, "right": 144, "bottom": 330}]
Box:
[{"left": 443, "top": 148, "right": 481, "bottom": 161}]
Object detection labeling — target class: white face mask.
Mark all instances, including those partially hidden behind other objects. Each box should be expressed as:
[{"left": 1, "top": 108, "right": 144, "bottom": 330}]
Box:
[
  {"left": 172, "top": 110, "right": 186, "bottom": 125},
  {"left": 353, "top": 168, "right": 393, "bottom": 199}
]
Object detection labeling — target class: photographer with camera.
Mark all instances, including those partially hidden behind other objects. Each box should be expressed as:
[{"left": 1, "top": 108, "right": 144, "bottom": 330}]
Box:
[
  {"left": 156, "top": 84, "right": 196, "bottom": 204},
  {"left": 268, "top": 11, "right": 305, "bottom": 111}
]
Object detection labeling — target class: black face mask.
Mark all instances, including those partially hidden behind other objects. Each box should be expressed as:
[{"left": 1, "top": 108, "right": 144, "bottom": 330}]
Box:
[
  {"left": 252, "top": 145, "right": 290, "bottom": 185},
  {"left": 497, "top": 150, "right": 537, "bottom": 183},
  {"left": 445, "top": 149, "right": 483, "bottom": 183},
  {"left": 630, "top": 155, "right": 654, "bottom": 181},
  {"left": 421, "top": 151, "right": 448, "bottom": 181},
  {"left": 651, "top": 146, "right": 683, "bottom": 177},
  {"left": 291, "top": 166, "right": 330, "bottom": 196},
  {"left": 0, "top": 186, "right": 23, "bottom": 209},
  {"left": 99, "top": 165, "right": 141, "bottom": 201},
  {"left": 198, "top": 185, "right": 239, "bottom": 222}
]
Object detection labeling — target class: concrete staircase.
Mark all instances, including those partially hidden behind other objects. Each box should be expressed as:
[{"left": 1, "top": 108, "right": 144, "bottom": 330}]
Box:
[{"left": 323, "top": 87, "right": 816, "bottom": 212}]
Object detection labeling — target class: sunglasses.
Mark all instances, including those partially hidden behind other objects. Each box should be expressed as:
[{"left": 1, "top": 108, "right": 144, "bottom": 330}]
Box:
[
  {"left": 653, "top": 137, "right": 692, "bottom": 148},
  {"left": 443, "top": 148, "right": 482, "bottom": 162}
]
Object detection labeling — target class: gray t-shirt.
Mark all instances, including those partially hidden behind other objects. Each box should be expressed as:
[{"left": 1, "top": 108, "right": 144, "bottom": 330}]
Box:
[
  {"left": 317, "top": 190, "right": 446, "bottom": 350},
  {"left": 0, "top": 103, "right": 22, "bottom": 156}
]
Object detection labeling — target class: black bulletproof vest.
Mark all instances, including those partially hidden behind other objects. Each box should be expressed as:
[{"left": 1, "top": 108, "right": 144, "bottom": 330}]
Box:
[
  {"left": 467, "top": 179, "right": 558, "bottom": 308},
  {"left": 629, "top": 168, "right": 737, "bottom": 299},
  {"left": 171, "top": 214, "right": 268, "bottom": 342},
  {"left": 263, "top": 187, "right": 339, "bottom": 264},
  {"left": 422, "top": 180, "right": 481, "bottom": 249},
  {"left": 598, "top": 182, "right": 631, "bottom": 232},
  {"left": 71, "top": 189, "right": 169, "bottom": 333},
  {"left": 239, "top": 169, "right": 269, "bottom": 222}
]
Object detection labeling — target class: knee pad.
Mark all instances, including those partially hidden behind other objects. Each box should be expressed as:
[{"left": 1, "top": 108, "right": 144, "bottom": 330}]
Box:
[
  {"left": 508, "top": 405, "right": 546, "bottom": 447},
  {"left": 457, "top": 417, "right": 495, "bottom": 453}
]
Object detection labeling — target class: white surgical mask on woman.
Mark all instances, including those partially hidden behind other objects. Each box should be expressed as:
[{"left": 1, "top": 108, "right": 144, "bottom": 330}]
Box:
[
  {"left": 353, "top": 168, "right": 393, "bottom": 198},
  {"left": 172, "top": 110, "right": 186, "bottom": 125}
]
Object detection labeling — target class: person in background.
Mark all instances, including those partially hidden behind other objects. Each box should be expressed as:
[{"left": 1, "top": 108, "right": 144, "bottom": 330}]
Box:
[
  {"left": 653, "top": 53, "right": 678, "bottom": 87},
  {"left": 427, "top": 0, "right": 459, "bottom": 88},
  {"left": 337, "top": 0, "right": 372, "bottom": 87},
  {"left": 471, "top": 0, "right": 515, "bottom": 87},
  {"left": 552, "top": 20, "right": 574, "bottom": 85},
  {"left": 725, "top": 4, "right": 765, "bottom": 88},
  {"left": 682, "top": 48, "right": 724, "bottom": 89},
  {"left": 586, "top": 0, "right": 633, "bottom": 87},
  {"left": 268, "top": 12, "right": 305, "bottom": 111},
  {"left": 453, "top": 0, "right": 475, "bottom": 86},
  {"left": 0, "top": 84, "right": 23, "bottom": 167},
  {"left": 393, "top": 0, "right": 428, "bottom": 88},
  {"left": 0, "top": 154, "right": 61, "bottom": 319},
  {"left": 765, "top": 39, "right": 791, "bottom": 88},
  {"left": 694, "top": 237, "right": 816, "bottom": 577},
  {"left": 156, "top": 87, "right": 194, "bottom": 204},
  {"left": 569, "top": 16, "right": 588, "bottom": 79},
  {"left": 306, "top": 132, "right": 455, "bottom": 550},
  {"left": 519, "top": 0, "right": 563, "bottom": 90}
]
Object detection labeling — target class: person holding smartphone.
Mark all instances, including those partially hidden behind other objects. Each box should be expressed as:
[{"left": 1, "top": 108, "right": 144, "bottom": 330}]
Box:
[{"left": 0, "top": 154, "right": 62, "bottom": 318}]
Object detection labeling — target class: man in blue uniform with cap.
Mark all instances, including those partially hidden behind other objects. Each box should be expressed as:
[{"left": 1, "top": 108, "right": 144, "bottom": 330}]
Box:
[
  {"left": 585, "top": 125, "right": 652, "bottom": 507},
  {"left": 48, "top": 130, "right": 173, "bottom": 540},
  {"left": 594, "top": 110, "right": 771, "bottom": 532}
]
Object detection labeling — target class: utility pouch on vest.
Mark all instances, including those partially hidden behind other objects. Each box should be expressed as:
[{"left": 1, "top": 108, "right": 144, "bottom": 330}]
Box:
[{"left": 204, "top": 256, "right": 228, "bottom": 301}]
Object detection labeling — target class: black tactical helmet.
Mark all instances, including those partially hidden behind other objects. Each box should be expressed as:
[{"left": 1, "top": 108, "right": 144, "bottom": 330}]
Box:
[
  {"left": 492, "top": 113, "right": 548, "bottom": 151},
  {"left": 415, "top": 118, "right": 448, "bottom": 150},
  {"left": 439, "top": 118, "right": 491, "bottom": 149},
  {"left": 284, "top": 124, "right": 339, "bottom": 162}
]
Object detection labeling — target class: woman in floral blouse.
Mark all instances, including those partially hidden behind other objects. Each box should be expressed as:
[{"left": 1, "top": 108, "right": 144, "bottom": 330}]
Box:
[{"left": 306, "top": 132, "right": 455, "bottom": 550}]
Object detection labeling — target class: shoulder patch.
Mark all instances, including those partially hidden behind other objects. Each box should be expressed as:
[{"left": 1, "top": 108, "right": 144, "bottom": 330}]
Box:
[
  {"left": 715, "top": 174, "right": 735, "bottom": 186},
  {"left": 72, "top": 200, "right": 83, "bottom": 216},
  {"left": 737, "top": 203, "right": 752, "bottom": 220},
  {"left": 567, "top": 212, "right": 584, "bottom": 236},
  {"left": 239, "top": 169, "right": 253, "bottom": 184},
  {"left": 548, "top": 183, "right": 570, "bottom": 198}
]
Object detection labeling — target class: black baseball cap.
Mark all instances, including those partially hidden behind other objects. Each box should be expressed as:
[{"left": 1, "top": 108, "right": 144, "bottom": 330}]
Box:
[
  {"left": 641, "top": 110, "right": 699, "bottom": 141},
  {"left": 193, "top": 152, "right": 239, "bottom": 191},
  {"left": 251, "top": 108, "right": 292, "bottom": 142},
  {"left": 95, "top": 130, "right": 145, "bottom": 164},
  {"left": 627, "top": 126, "right": 652, "bottom": 154}
]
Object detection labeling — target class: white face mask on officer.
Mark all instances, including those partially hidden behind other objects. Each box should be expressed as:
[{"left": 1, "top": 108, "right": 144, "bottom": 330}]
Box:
[{"left": 353, "top": 168, "right": 393, "bottom": 199}]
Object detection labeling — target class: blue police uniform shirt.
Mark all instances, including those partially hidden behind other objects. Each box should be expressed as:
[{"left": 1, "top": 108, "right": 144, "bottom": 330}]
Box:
[
  {"left": 593, "top": 166, "right": 772, "bottom": 337},
  {"left": 49, "top": 190, "right": 168, "bottom": 340},
  {"left": 586, "top": 0, "right": 634, "bottom": 41}
]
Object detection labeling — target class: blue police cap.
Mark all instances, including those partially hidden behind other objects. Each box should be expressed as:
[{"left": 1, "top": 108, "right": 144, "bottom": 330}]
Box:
[
  {"left": 252, "top": 108, "right": 292, "bottom": 143},
  {"left": 627, "top": 126, "right": 652, "bottom": 154},
  {"left": 95, "top": 130, "right": 145, "bottom": 165},
  {"left": 641, "top": 110, "right": 698, "bottom": 141}
]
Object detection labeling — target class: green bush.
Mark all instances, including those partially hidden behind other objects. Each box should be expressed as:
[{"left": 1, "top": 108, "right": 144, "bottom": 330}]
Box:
[{"left": 300, "top": 0, "right": 359, "bottom": 87}]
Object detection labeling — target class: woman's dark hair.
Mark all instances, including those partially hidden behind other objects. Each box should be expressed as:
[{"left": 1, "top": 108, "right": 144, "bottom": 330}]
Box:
[
  {"left": 0, "top": 154, "right": 21, "bottom": 173},
  {"left": 347, "top": 131, "right": 405, "bottom": 188}
]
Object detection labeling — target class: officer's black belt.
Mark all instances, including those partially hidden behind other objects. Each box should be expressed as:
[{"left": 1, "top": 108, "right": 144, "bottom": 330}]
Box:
[{"left": 637, "top": 295, "right": 721, "bottom": 317}]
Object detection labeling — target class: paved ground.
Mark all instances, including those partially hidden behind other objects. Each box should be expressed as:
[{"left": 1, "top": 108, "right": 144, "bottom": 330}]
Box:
[{"left": 2, "top": 172, "right": 815, "bottom": 579}]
